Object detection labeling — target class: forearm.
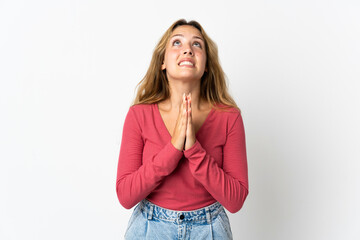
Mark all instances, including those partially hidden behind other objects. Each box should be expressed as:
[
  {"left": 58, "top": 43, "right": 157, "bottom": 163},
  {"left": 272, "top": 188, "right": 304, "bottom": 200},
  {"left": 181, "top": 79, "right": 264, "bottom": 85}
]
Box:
[
  {"left": 184, "top": 141, "right": 248, "bottom": 213},
  {"left": 116, "top": 141, "right": 183, "bottom": 209}
]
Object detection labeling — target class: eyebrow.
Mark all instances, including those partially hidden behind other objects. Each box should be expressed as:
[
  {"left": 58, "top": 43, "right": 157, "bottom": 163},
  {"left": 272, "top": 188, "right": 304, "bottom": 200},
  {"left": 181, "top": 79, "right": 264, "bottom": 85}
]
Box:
[{"left": 170, "top": 34, "right": 204, "bottom": 41}]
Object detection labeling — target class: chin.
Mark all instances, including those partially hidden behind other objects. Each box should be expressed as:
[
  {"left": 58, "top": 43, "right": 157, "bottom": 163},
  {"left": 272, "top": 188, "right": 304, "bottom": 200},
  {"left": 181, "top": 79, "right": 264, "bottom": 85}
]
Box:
[
  {"left": 177, "top": 73, "right": 204, "bottom": 80},
  {"left": 178, "top": 76, "right": 201, "bottom": 82},
  {"left": 167, "top": 72, "right": 204, "bottom": 82}
]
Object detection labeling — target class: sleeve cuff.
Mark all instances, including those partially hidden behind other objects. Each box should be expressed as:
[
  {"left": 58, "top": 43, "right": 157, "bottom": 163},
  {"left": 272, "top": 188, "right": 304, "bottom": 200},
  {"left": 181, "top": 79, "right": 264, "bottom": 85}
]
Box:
[
  {"left": 183, "top": 140, "right": 203, "bottom": 158},
  {"left": 153, "top": 141, "right": 184, "bottom": 176},
  {"left": 167, "top": 141, "right": 184, "bottom": 156}
]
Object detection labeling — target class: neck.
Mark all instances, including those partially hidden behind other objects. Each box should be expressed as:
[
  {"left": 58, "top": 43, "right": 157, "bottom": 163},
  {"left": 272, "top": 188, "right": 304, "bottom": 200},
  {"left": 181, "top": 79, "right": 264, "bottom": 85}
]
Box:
[{"left": 162, "top": 79, "right": 203, "bottom": 112}]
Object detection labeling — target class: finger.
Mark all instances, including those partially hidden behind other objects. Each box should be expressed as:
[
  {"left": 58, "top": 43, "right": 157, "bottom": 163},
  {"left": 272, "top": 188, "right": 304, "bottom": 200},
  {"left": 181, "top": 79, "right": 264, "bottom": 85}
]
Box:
[
  {"left": 188, "top": 98, "right": 192, "bottom": 125},
  {"left": 180, "top": 93, "right": 185, "bottom": 117},
  {"left": 182, "top": 93, "right": 188, "bottom": 127},
  {"left": 181, "top": 93, "right": 186, "bottom": 111},
  {"left": 182, "top": 102, "right": 187, "bottom": 126},
  {"left": 187, "top": 92, "right": 191, "bottom": 114}
]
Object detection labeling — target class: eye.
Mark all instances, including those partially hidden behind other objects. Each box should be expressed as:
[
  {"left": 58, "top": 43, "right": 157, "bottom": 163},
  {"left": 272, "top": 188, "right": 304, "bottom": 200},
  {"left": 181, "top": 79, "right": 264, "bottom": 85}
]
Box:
[
  {"left": 193, "top": 41, "right": 202, "bottom": 48},
  {"left": 173, "top": 40, "right": 181, "bottom": 46}
]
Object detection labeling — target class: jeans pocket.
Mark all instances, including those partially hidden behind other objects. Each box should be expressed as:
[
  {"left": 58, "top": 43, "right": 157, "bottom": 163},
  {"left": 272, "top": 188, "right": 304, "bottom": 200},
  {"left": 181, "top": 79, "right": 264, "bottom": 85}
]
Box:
[
  {"left": 124, "top": 204, "right": 142, "bottom": 236},
  {"left": 216, "top": 210, "right": 233, "bottom": 239}
]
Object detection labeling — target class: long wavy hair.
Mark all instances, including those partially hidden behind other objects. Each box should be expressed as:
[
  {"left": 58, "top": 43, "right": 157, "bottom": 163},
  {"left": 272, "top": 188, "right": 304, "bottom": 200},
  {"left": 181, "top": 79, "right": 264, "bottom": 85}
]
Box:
[{"left": 131, "top": 19, "right": 240, "bottom": 112}]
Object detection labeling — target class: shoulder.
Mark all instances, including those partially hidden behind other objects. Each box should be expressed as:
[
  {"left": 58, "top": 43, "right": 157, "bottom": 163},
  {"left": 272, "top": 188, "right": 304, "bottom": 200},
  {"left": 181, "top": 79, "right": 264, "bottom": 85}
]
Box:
[
  {"left": 128, "top": 103, "right": 155, "bottom": 116},
  {"left": 127, "top": 103, "right": 157, "bottom": 124},
  {"left": 213, "top": 103, "right": 241, "bottom": 118},
  {"left": 129, "top": 103, "right": 154, "bottom": 111},
  {"left": 123, "top": 104, "right": 156, "bottom": 132},
  {"left": 212, "top": 103, "right": 244, "bottom": 131}
]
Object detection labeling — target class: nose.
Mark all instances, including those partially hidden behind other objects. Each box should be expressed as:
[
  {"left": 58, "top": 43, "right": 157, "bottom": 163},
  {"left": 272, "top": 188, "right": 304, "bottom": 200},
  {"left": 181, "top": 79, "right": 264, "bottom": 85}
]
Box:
[{"left": 183, "top": 46, "right": 193, "bottom": 56}]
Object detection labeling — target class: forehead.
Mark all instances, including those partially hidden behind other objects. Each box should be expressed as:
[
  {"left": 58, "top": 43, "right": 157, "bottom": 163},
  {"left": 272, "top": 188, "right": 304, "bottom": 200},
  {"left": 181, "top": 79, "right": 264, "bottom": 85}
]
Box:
[{"left": 171, "top": 25, "right": 203, "bottom": 39}]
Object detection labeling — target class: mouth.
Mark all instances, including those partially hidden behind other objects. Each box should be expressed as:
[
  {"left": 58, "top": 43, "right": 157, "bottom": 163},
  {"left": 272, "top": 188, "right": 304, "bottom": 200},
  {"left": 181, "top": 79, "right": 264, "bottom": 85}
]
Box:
[{"left": 178, "top": 60, "right": 195, "bottom": 67}]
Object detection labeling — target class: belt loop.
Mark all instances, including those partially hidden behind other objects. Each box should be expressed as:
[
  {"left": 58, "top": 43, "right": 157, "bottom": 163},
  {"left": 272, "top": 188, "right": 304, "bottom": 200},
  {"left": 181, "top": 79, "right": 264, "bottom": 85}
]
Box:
[
  {"left": 147, "top": 204, "right": 154, "bottom": 220},
  {"left": 205, "top": 207, "right": 211, "bottom": 224}
]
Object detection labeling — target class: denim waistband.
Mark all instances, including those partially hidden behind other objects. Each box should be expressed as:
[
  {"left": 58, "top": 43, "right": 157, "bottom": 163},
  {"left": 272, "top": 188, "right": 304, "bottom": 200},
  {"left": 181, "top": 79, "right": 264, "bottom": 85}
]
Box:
[{"left": 139, "top": 199, "right": 223, "bottom": 224}]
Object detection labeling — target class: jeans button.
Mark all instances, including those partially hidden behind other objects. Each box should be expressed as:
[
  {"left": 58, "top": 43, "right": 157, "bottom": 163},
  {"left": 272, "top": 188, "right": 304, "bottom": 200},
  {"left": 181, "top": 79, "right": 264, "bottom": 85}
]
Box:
[{"left": 179, "top": 214, "right": 185, "bottom": 220}]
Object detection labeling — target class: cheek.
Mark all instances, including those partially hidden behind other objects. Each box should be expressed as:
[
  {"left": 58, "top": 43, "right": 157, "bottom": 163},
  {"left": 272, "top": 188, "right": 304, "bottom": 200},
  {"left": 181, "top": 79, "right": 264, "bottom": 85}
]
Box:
[
  {"left": 197, "top": 52, "right": 207, "bottom": 67},
  {"left": 168, "top": 49, "right": 179, "bottom": 58},
  {"left": 195, "top": 50, "right": 206, "bottom": 60},
  {"left": 164, "top": 50, "right": 179, "bottom": 65}
]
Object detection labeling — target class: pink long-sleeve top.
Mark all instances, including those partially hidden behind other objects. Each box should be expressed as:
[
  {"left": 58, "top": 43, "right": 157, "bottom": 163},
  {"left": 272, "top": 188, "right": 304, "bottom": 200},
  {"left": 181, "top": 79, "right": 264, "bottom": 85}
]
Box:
[{"left": 116, "top": 103, "right": 248, "bottom": 213}]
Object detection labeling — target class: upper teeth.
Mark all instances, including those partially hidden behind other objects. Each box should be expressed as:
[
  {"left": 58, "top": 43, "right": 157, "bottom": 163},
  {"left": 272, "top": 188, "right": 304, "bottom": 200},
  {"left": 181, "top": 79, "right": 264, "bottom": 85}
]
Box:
[{"left": 179, "top": 61, "right": 194, "bottom": 66}]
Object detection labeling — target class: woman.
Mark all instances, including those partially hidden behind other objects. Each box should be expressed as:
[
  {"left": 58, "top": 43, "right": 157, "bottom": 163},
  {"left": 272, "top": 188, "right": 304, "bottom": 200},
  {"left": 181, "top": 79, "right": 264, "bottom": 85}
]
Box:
[{"left": 116, "top": 19, "right": 249, "bottom": 239}]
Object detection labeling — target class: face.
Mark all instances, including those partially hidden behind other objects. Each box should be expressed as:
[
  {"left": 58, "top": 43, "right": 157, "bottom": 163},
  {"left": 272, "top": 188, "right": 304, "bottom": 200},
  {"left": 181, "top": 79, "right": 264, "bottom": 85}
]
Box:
[{"left": 161, "top": 25, "right": 207, "bottom": 82}]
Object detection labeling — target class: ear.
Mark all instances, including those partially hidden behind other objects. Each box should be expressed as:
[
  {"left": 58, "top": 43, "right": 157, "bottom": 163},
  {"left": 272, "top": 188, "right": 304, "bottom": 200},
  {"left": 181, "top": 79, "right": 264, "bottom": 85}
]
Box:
[{"left": 161, "top": 61, "right": 166, "bottom": 70}]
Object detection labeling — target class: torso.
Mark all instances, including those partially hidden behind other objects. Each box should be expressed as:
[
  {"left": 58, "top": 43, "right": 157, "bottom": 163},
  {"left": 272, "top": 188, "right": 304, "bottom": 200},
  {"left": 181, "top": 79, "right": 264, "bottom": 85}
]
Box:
[{"left": 157, "top": 100, "right": 212, "bottom": 137}]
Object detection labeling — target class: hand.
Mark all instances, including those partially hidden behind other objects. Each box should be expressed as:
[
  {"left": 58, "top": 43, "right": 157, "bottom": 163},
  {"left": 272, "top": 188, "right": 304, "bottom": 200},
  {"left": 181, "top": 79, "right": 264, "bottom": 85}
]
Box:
[
  {"left": 170, "top": 93, "right": 188, "bottom": 151},
  {"left": 184, "top": 93, "right": 196, "bottom": 150}
]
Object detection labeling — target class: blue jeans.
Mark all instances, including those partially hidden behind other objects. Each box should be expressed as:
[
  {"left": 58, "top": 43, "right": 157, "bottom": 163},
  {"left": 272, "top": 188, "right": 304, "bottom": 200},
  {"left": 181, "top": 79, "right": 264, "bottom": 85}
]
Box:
[{"left": 124, "top": 199, "right": 233, "bottom": 240}]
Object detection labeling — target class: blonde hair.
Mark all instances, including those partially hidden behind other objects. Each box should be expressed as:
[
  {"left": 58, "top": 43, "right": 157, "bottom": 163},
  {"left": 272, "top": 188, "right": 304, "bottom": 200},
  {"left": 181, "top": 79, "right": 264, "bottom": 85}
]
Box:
[{"left": 131, "top": 19, "right": 240, "bottom": 112}]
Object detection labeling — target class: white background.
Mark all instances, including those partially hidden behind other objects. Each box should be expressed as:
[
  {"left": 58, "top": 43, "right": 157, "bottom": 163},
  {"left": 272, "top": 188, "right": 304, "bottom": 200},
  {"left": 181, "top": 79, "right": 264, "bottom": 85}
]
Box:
[{"left": 1, "top": 0, "right": 359, "bottom": 239}]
